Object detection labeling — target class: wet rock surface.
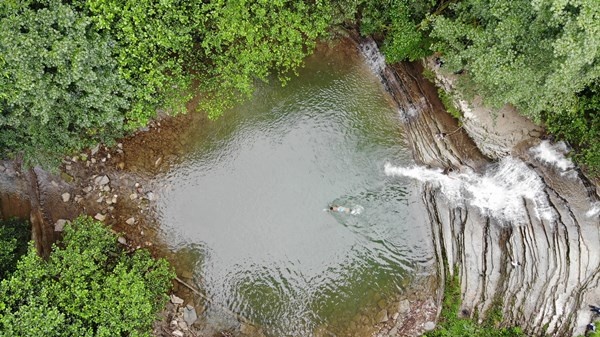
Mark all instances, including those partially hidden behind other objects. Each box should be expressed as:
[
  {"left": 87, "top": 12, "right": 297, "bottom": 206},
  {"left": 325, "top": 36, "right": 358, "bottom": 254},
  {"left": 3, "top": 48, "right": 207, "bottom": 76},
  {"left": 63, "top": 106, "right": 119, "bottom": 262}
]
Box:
[{"left": 358, "top": 35, "right": 600, "bottom": 336}]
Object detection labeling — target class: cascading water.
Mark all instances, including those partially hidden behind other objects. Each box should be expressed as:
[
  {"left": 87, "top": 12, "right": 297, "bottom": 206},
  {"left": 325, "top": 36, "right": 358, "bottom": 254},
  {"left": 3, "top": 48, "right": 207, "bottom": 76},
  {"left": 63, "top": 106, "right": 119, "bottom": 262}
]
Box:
[
  {"left": 357, "top": 35, "right": 600, "bottom": 336},
  {"left": 384, "top": 156, "right": 556, "bottom": 226}
]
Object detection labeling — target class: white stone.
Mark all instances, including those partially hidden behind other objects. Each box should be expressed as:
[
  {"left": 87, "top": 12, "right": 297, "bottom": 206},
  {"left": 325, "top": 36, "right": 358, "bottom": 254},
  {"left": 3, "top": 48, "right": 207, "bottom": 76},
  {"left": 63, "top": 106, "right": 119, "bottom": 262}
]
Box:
[
  {"left": 95, "top": 175, "right": 110, "bottom": 186},
  {"left": 54, "top": 219, "right": 67, "bottom": 232},
  {"left": 51, "top": 180, "right": 59, "bottom": 187},
  {"left": 129, "top": 193, "right": 138, "bottom": 200},
  {"left": 423, "top": 321, "right": 436, "bottom": 331},
  {"left": 117, "top": 237, "right": 127, "bottom": 245},
  {"left": 94, "top": 213, "right": 106, "bottom": 221},
  {"left": 61, "top": 193, "right": 70, "bottom": 202},
  {"left": 126, "top": 217, "right": 135, "bottom": 225},
  {"left": 397, "top": 299, "right": 410, "bottom": 314},
  {"left": 172, "top": 330, "right": 184, "bottom": 337},
  {"left": 83, "top": 186, "right": 93, "bottom": 193},
  {"left": 170, "top": 294, "right": 184, "bottom": 305},
  {"left": 74, "top": 195, "right": 83, "bottom": 203},
  {"left": 392, "top": 312, "right": 399, "bottom": 320}
]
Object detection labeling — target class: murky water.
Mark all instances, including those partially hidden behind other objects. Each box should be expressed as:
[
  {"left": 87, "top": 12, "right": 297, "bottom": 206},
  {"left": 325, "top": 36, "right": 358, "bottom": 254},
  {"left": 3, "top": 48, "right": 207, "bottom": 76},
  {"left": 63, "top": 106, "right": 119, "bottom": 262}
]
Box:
[{"left": 154, "top": 42, "right": 434, "bottom": 336}]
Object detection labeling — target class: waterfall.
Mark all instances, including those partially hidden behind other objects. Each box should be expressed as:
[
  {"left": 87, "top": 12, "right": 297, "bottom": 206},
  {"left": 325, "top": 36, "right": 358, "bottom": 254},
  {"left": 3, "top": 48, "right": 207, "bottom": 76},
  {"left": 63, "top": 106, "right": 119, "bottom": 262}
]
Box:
[
  {"left": 353, "top": 35, "right": 600, "bottom": 336},
  {"left": 357, "top": 37, "right": 386, "bottom": 76},
  {"left": 530, "top": 140, "right": 575, "bottom": 174},
  {"left": 385, "top": 157, "right": 555, "bottom": 226}
]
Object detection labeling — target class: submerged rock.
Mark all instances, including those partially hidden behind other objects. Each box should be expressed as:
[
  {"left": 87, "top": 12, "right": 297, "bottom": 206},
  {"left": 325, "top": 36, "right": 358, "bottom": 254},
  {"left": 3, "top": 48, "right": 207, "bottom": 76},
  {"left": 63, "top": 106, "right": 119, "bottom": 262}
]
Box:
[{"left": 376, "top": 309, "right": 388, "bottom": 323}]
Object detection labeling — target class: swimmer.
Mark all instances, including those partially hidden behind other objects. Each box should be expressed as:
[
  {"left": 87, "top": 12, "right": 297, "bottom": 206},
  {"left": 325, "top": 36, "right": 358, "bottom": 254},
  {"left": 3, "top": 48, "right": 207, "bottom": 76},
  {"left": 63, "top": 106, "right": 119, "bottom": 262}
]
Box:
[{"left": 329, "top": 205, "right": 351, "bottom": 214}]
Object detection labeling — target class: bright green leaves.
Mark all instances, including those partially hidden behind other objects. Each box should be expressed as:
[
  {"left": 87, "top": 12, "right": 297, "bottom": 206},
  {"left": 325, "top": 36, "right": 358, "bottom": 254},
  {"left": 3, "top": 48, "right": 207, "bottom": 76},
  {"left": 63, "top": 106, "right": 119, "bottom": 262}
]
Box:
[
  {"left": 80, "top": 0, "right": 200, "bottom": 124},
  {"left": 1, "top": 0, "right": 337, "bottom": 166},
  {"left": 430, "top": 0, "right": 600, "bottom": 122},
  {"left": 359, "top": 0, "right": 434, "bottom": 62},
  {"left": 0, "top": 216, "right": 174, "bottom": 337},
  {"left": 195, "top": 0, "right": 333, "bottom": 118},
  {"left": 0, "top": 1, "right": 133, "bottom": 166}
]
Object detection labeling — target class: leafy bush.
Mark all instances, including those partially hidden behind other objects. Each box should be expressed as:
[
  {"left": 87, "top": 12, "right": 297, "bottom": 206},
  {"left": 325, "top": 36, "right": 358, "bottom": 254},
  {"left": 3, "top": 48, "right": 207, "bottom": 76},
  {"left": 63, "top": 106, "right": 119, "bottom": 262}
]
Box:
[
  {"left": 359, "top": 0, "right": 433, "bottom": 62},
  {"left": 430, "top": 0, "right": 600, "bottom": 122},
  {"left": 0, "top": 0, "right": 134, "bottom": 166},
  {"left": 425, "top": 271, "right": 524, "bottom": 337},
  {"left": 0, "top": 218, "right": 30, "bottom": 279},
  {"left": 544, "top": 83, "right": 600, "bottom": 175},
  {"left": 0, "top": 216, "right": 174, "bottom": 337}
]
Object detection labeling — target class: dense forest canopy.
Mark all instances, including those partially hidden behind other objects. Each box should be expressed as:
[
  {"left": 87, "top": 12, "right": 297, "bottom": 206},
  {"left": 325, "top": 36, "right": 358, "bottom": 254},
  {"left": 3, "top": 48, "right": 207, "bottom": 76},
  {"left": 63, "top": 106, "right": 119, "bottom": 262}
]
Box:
[{"left": 0, "top": 0, "right": 599, "bottom": 172}]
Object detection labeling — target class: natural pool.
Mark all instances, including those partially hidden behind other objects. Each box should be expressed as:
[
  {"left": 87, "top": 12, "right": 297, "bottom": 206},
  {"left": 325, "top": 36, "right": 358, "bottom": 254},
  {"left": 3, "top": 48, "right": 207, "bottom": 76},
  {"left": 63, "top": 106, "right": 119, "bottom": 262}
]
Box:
[{"left": 153, "top": 41, "right": 435, "bottom": 336}]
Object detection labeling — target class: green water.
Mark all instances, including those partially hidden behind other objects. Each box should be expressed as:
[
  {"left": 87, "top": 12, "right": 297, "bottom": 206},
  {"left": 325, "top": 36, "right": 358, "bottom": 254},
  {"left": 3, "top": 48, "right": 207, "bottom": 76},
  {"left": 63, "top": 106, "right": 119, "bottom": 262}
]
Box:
[{"left": 154, "top": 42, "right": 434, "bottom": 336}]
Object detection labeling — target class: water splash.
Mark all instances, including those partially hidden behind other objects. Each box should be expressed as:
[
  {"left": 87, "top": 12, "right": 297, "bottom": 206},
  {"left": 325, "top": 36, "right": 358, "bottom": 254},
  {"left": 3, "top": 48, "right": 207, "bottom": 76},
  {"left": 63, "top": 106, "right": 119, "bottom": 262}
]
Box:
[
  {"left": 384, "top": 157, "right": 555, "bottom": 225},
  {"left": 357, "top": 38, "right": 386, "bottom": 76},
  {"left": 587, "top": 202, "right": 600, "bottom": 218},
  {"left": 530, "top": 140, "right": 574, "bottom": 172}
]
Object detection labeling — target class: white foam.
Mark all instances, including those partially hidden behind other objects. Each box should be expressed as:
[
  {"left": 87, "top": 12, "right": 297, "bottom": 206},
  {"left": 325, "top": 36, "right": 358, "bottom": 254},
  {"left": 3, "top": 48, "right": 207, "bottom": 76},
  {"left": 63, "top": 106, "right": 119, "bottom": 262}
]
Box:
[
  {"left": 385, "top": 157, "right": 555, "bottom": 225},
  {"left": 530, "top": 140, "right": 574, "bottom": 172},
  {"left": 586, "top": 203, "right": 600, "bottom": 218},
  {"left": 358, "top": 38, "right": 386, "bottom": 76}
]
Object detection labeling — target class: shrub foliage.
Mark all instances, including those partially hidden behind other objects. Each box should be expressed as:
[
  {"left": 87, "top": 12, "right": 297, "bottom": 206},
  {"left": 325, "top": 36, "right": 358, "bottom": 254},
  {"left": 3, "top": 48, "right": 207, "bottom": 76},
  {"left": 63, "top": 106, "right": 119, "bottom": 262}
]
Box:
[{"left": 0, "top": 216, "right": 174, "bottom": 337}]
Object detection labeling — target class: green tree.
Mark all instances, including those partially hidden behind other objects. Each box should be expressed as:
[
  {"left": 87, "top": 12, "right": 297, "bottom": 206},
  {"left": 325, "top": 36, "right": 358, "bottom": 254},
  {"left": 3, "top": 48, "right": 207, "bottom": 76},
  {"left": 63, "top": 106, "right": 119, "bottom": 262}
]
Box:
[
  {"left": 0, "top": 0, "right": 134, "bottom": 166},
  {"left": 430, "top": 0, "right": 600, "bottom": 122},
  {"left": 194, "top": 0, "right": 333, "bottom": 118},
  {"left": 359, "top": 0, "right": 435, "bottom": 62},
  {"left": 0, "top": 216, "right": 174, "bottom": 337}
]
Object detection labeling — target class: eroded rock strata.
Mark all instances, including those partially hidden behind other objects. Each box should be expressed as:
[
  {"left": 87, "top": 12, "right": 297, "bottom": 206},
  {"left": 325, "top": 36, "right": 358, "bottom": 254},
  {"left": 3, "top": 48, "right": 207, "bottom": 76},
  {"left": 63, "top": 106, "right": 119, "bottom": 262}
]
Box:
[{"left": 358, "top": 36, "right": 600, "bottom": 336}]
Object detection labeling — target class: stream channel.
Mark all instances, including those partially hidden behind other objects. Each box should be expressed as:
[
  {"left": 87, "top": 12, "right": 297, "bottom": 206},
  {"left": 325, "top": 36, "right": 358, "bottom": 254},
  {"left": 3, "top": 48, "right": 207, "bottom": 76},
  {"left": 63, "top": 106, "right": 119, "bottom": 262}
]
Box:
[{"left": 152, "top": 42, "right": 436, "bottom": 336}]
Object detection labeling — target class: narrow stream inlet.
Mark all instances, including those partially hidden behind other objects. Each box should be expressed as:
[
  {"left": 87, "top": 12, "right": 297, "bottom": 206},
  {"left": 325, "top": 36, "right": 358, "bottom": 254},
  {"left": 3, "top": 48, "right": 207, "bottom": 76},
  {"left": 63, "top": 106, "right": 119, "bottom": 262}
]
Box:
[{"left": 153, "top": 43, "right": 435, "bottom": 336}]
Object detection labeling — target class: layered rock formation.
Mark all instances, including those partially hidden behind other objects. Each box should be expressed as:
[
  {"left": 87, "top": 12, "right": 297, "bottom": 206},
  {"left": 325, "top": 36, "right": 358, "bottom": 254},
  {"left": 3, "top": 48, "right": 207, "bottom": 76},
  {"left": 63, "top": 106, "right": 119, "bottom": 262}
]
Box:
[{"left": 358, "top": 36, "right": 600, "bottom": 336}]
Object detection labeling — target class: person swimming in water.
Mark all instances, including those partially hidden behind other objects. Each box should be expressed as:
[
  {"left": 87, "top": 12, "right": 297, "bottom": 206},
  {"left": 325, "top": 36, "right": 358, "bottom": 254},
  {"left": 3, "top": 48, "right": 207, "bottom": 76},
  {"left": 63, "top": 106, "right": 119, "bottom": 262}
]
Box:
[{"left": 329, "top": 205, "right": 351, "bottom": 214}]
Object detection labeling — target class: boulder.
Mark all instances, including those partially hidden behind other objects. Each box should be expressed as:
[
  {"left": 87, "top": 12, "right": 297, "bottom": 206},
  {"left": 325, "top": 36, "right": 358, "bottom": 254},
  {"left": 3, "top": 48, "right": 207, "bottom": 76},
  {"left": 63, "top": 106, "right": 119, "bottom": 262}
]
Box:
[
  {"left": 54, "top": 219, "right": 68, "bottom": 232},
  {"left": 183, "top": 305, "right": 198, "bottom": 326},
  {"left": 170, "top": 294, "right": 184, "bottom": 305}
]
